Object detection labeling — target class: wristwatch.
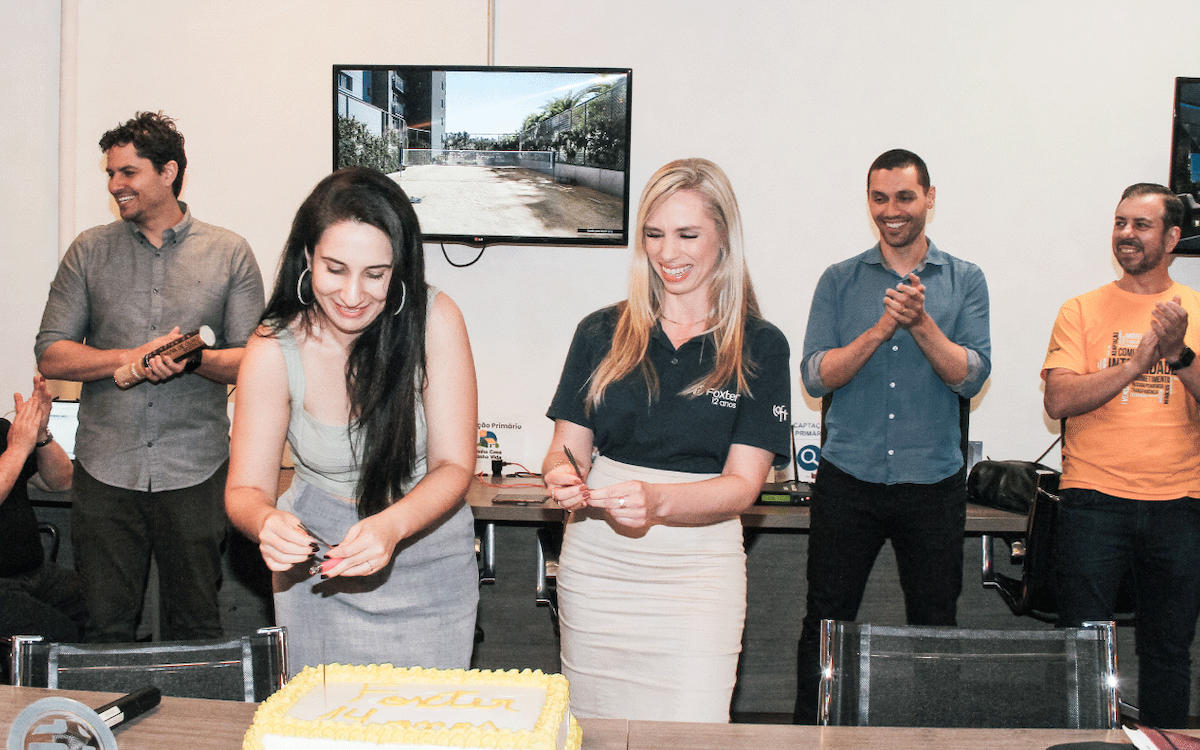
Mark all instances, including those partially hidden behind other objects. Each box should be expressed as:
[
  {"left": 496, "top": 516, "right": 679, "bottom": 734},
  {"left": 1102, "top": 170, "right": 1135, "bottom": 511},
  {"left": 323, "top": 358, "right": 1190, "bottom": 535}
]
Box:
[{"left": 1168, "top": 345, "right": 1196, "bottom": 372}]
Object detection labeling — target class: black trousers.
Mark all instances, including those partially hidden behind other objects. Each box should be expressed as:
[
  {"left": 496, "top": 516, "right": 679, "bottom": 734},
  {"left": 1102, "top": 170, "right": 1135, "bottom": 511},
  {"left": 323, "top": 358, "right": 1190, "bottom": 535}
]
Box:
[
  {"left": 71, "top": 462, "right": 227, "bottom": 642},
  {"left": 794, "top": 459, "right": 966, "bottom": 723}
]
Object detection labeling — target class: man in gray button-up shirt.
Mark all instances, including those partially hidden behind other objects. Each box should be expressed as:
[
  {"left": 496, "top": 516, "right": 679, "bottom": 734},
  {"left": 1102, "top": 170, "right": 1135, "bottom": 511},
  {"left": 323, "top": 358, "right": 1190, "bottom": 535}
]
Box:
[{"left": 36, "top": 112, "right": 264, "bottom": 642}]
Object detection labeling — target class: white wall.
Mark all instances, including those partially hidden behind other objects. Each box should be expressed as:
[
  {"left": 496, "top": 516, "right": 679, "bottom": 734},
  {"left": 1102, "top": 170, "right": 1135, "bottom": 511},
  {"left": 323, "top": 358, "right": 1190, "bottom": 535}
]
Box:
[
  {"left": 483, "top": 0, "right": 1200, "bottom": 468},
  {"left": 15, "top": 0, "right": 1200, "bottom": 471},
  {"left": 0, "top": 3, "right": 60, "bottom": 405},
  {"left": 68, "top": 0, "right": 489, "bottom": 277}
]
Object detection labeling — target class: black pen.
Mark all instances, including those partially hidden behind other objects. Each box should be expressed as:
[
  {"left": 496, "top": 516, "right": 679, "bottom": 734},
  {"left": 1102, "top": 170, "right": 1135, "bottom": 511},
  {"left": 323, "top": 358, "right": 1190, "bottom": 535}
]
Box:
[
  {"left": 299, "top": 523, "right": 333, "bottom": 548},
  {"left": 563, "top": 445, "right": 585, "bottom": 483},
  {"left": 96, "top": 685, "right": 161, "bottom": 729}
]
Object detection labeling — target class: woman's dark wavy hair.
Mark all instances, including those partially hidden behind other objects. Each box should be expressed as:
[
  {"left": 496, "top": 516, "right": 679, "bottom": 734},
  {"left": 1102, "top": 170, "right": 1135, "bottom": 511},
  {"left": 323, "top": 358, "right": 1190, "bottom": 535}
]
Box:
[{"left": 261, "top": 167, "right": 428, "bottom": 519}]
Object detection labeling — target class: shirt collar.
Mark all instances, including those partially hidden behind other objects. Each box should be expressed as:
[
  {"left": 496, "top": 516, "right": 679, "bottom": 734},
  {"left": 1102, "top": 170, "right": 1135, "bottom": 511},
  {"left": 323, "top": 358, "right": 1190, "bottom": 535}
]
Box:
[
  {"left": 127, "top": 200, "right": 193, "bottom": 247},
  {"left": 649, "top": 319, "right": 674, "bottom": 350},
  {"left": 862, "top": 239, "right": 946, "bottom": 275},
  {"left": 649, "top": 319, "right": 714, "bottom": 354}
]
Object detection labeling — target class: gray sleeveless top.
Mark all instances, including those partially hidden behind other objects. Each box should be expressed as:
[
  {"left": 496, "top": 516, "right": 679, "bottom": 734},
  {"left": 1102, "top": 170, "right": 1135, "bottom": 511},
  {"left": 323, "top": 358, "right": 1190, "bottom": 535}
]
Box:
[{"left": 277, "top": 290, "right": 433, "bottom": 500}]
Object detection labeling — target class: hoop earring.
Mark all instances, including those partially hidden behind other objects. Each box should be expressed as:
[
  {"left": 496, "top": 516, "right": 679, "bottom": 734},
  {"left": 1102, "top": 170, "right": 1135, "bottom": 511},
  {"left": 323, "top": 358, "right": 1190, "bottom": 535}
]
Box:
[
  {"left": 297, "top": 267, "right": 313, "bottom": 306},
  {"left": 392, "top": 281, "right": 407, "bottom": 317}
]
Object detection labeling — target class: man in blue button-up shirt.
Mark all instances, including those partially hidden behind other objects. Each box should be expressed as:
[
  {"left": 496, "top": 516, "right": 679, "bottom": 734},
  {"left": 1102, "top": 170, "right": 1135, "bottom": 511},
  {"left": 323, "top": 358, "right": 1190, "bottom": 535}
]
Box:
[
  {"left": 35, "top": 112, "right": 264, "bottom": 642},
  {"left": 793, "top": 149, "right": 991, "bottom": 723}
]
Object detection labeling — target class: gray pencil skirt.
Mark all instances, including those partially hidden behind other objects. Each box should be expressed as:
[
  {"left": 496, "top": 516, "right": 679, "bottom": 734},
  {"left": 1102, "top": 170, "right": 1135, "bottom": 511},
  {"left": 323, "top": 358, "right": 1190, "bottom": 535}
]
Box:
[{"left": 273, "top": 478, "right": 478, "bottom": 676}]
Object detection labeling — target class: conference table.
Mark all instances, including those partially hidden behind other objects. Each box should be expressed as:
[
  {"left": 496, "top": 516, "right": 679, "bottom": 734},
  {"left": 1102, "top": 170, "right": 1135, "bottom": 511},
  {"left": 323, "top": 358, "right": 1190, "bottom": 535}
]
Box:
[
  {"left": 0, "top": 685, "right": 1168, "bottom": 750},
  {"left": 273, "top": 470, "right": 1029, "bottom": 613},
  {"left": 466, "top": 475, "right": 1029, "bottom": 533},
  {"left": 272, "top": 470, "right": 1028, "bottom": 533},
  {"left": 461, "top": 475, "right": 1027, "bottom": 589}
]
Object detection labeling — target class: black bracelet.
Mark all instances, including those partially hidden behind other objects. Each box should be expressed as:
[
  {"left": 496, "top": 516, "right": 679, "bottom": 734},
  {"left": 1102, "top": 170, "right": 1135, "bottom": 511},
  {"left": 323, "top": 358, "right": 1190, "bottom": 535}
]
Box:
[{"left": 35, "top": 431, "right": 53, "bottom": 448}]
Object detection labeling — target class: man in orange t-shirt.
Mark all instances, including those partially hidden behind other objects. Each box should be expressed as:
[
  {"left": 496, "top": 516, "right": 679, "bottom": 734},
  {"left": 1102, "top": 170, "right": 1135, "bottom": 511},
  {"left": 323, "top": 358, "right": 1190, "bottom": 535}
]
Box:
[{"left": 1043, "top": 183, "right": 1200, "bottom": 728}]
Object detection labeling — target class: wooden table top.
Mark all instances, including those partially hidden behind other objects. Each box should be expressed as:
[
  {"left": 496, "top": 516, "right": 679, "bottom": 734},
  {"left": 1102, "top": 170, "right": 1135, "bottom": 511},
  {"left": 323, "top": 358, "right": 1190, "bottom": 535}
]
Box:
[
  {"left": 272, "top": 469, "right": 1026, "bottom": 533},
  {"left": 4, "top": 686, "right": 1182, "bottom": 750},
  {"left": 0, "top": 686, "right": 627, "bottom": 750},
  {"left": 1, "top": 686, "right": 259, "bottom": 750},
  {"left": 466, "top": 475, "right": 1029, "bottom": 534},
  {"left": 625, "top": 720, "right": 1156, "bottom": 750}
]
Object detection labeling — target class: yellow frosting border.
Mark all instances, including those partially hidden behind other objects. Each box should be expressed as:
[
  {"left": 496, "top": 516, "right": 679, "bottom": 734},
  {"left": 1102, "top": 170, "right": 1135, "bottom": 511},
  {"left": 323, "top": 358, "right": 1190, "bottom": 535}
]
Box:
[{"left": 243, "top": 665, "right": 577, "bottom": 750}]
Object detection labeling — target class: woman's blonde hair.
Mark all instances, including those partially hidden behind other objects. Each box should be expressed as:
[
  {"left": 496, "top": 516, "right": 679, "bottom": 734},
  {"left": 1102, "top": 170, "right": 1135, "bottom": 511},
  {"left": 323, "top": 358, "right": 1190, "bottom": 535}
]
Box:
[{"left": 586, "top": 158, "right": 760, "bottom": 410}]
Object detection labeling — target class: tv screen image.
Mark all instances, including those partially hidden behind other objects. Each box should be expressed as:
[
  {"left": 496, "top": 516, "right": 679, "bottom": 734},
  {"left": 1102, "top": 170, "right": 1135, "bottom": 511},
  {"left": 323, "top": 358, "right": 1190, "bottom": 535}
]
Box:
[
  {"left": 334, "top": 65, "right": 632, "bottom": 247},
  {"left": 1170, "top": 76, "right": 1200, "bottom": 253}
]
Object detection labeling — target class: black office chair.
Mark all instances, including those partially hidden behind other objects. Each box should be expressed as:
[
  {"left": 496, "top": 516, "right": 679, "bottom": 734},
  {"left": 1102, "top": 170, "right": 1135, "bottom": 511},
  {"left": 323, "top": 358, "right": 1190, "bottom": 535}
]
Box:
[
  {"left": 818, "top": 619, "right": 1120, "bottom": 728},
  {"left": 10, "top": 625, "right": 287, "bottom": 702},
  {"left": 980, "top": 468, "right": 1062, "bottom": 622},
  {"left": 981, "top": 469, "right": 1135, "bottom": 624}
]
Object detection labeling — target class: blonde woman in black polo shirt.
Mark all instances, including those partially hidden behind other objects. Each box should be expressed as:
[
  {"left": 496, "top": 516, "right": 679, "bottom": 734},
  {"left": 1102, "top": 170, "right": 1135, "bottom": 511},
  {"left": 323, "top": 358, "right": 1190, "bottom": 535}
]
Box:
[{"left": 543, "top": 158, "right": 792, "bottom": 722}]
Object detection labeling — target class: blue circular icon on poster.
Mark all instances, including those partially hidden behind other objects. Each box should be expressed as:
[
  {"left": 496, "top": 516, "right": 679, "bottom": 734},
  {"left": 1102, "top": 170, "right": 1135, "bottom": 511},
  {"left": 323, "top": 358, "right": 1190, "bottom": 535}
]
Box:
[{"left": 797, "top": 445, "right": 820, "bottom": 472}]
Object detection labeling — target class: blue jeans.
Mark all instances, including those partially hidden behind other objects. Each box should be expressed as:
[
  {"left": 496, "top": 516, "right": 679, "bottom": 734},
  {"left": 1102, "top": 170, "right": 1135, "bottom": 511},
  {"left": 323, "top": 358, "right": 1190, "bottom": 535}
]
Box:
[
  {"left": 1055, "top": 488, "right": 1200, "bottom": 729},
  {"left": 793, "top": 458, "right": 966, "bottom": 723}
]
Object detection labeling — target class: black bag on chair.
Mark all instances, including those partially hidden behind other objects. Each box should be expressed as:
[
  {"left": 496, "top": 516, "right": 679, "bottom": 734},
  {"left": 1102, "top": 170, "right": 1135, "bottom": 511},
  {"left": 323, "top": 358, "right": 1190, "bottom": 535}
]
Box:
[{"left": 967, "top": 460, "right": 1057, "bottom": 514}]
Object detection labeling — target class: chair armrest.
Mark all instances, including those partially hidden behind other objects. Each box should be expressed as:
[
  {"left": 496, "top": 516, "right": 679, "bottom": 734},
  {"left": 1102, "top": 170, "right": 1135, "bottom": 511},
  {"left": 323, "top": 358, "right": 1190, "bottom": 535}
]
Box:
[
  {"left": 38, "top": 522, "right": 60, "bottom": 564},
  {"left": 535, "top": 526, "right": 559, "bottom": 619}
]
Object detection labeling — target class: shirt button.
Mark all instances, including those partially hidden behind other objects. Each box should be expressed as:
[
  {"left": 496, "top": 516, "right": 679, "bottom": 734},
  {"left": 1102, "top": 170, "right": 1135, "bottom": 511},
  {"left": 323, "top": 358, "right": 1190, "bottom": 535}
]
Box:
[
  {"left": 148, "top": 402, "right": 154, "bottom": 407},
  {"left": 892, "top": 345, "right": 899, "bottom": 351},
  {"left": 889, "top": 382, "right": 896, "bottom": 388},
  {"left": 888, "top": 413, "right": 895, "bottom": 419},
  {"left": 888, "top": 449, "right": 894, "bottom": 456},
  {"left": 152, "top": 288, "right": 159, "bottom": 294},
  {"left": 671, "top": 358, "right": 679, "bottom": 365},
  {"left": 147, "top": 441, "right": 153, "bottom": 447}
]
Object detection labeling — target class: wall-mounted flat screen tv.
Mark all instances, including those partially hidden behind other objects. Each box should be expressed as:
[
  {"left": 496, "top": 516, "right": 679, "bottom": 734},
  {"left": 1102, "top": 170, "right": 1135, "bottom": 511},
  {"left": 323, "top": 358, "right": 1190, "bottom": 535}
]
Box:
[
  {"left": 334, "top": 65, "right": 632, "bottom": 247},
  {"left": 1170, "top": 76, "right": 1200, "bottom": 253}
]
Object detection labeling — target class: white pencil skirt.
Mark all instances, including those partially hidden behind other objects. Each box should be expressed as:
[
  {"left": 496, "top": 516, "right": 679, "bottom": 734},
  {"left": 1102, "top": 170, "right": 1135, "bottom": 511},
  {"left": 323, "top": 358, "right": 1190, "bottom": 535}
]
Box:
[{"left": 557, "top": 455, "right": 746, "bottom": 722}]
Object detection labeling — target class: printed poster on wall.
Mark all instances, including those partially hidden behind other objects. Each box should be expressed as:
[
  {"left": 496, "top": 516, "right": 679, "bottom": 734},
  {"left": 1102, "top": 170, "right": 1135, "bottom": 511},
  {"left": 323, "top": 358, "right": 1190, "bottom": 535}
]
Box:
[
  {"left": 793, "top": 419, "right": 821, "bottom": 483},
  {"left": 477, "top": 418, "right": 525, "bottom": 474}
]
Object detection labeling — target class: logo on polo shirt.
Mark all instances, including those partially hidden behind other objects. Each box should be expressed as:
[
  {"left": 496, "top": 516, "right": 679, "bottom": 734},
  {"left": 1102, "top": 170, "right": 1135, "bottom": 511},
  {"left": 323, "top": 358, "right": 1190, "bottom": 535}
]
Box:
[
  {"left": 773, "top": 404, "right": 789, "bottom": 423},
  {"left": 708, "top": 388, "right": 740, "bottom": 409}
]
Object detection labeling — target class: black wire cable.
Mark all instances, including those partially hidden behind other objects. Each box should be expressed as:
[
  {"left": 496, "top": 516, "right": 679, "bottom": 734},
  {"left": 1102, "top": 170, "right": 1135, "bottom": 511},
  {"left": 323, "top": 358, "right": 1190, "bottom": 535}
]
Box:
[
  {"left": 440, "top": 242, "right": 487, "bottom": 268},
  {"left": 1033, "top": 435, "right": 1062, "bottom": 465}
]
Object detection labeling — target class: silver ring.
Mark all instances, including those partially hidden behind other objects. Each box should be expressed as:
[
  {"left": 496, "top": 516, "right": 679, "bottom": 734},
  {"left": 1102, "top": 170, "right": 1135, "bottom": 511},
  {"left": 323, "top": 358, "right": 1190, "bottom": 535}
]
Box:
[{"left": 618, "top": 496, "right": 626, "bottom": 508}]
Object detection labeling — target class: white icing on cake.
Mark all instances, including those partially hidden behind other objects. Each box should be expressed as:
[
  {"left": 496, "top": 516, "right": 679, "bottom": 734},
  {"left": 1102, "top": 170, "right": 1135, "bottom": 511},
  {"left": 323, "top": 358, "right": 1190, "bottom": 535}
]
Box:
[{"left": 243, "top": 665, "right": 581, "bottom": 750}]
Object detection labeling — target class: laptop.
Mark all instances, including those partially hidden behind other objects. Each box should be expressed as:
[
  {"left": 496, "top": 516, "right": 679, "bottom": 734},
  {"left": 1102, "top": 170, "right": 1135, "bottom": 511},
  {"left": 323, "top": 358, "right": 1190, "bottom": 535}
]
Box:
[{"left": 47, "top": 400, "right": 80, "bottom": 460}]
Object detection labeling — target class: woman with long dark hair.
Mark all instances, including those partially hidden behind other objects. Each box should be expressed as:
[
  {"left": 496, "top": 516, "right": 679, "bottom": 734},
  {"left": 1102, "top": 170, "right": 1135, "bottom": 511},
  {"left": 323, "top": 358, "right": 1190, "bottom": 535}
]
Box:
[
  {"left": 227, "top": 167, "right": 478, "bottom": 674},
  {"left": 542, "top": 158, "right": 792, "bottom": 721}
]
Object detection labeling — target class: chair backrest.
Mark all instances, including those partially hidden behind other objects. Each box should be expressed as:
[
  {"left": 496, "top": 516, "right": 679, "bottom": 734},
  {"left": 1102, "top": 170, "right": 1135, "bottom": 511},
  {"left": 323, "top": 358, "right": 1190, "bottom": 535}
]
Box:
[
  {"left": 10, "top": 626, "right": 287, "bottom": 702},
  {"left": 818, "top": 619, "right": 1119, "bottom": 728},
  {"left": 980, "top": 472, "right": 1061, "bottom": 621},
  {"left": 981, "top": 474, "right": 1135, "bottom": 623}
]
